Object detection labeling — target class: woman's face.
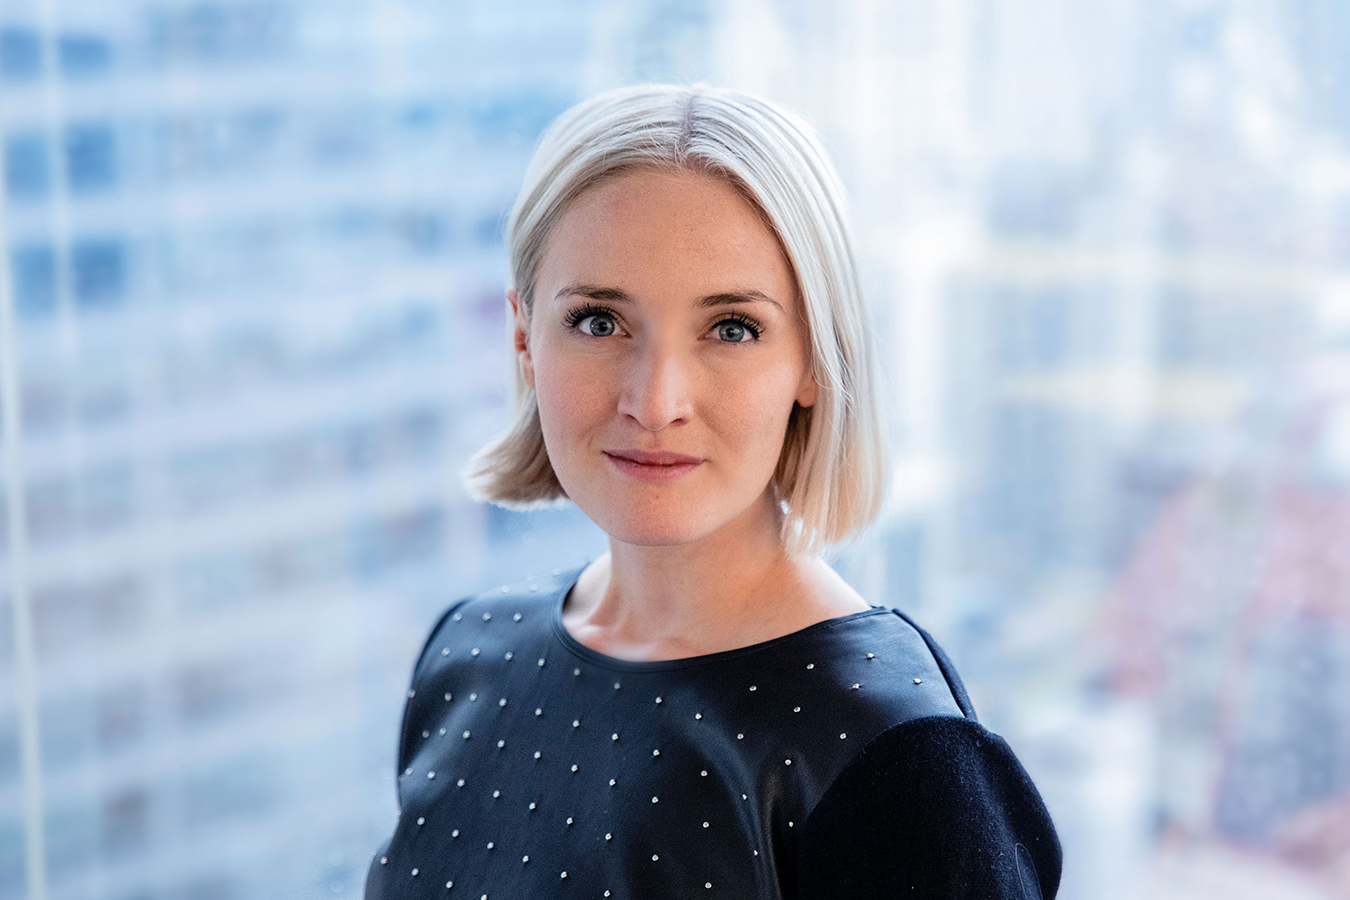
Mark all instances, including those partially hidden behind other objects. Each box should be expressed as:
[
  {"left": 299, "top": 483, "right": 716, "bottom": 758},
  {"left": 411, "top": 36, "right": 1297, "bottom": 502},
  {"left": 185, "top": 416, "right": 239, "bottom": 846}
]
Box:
[{"left": 515, "top": 167, "right": 816, "bottom": 547}]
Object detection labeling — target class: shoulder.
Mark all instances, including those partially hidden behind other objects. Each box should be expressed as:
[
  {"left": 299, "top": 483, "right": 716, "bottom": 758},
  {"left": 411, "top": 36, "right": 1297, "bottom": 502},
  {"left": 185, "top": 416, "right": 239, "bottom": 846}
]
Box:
[
  {"left": 796, "top": 714, "right": 1062, "bottom": 899},
  {"left": 408, "top": 568, "right": 579, "bottom": 679},
  {"left": 692, "top": 605, "right": 972, "bottom": 838},
  {"left": 783, "top": 605, "right": 973, "bottom": 731},
  {"left": 393, "top": 569, "right": 578, "bottom": 788}
]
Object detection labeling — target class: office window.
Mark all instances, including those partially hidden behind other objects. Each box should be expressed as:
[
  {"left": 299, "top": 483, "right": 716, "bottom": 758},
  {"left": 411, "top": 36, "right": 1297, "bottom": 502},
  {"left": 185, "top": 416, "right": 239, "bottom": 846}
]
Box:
[
  {"left": 3, "top": 133, "right": 49, "bottom": 200},
  {"left": 64, "top": 124, "right": 117, "bottom": 194},
  {"left": 2, "top": 4, "right": 1346, "bottom": 900},
  {"left": 57, "top": 34, "right": 112, "bottom": 79},
  {"left": 0, "top": 26, "right": 41, "bottom": 81},
  {"left": 71, "top": 239, "right": 126, "bottom": 308}
]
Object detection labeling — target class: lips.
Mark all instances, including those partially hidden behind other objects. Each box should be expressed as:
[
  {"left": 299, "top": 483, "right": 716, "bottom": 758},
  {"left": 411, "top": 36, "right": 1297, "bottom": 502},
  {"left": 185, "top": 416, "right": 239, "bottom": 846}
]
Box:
[
  {"left": 603, "top": 449, "right": 703, "bottom": 483},
  {"left": 604, "top": 449, "right": 703, "bottom": 466}
]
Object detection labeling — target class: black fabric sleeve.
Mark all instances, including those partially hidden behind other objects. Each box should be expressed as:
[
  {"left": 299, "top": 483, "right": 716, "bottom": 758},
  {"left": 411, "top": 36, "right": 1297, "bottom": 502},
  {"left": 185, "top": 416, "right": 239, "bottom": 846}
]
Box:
[
  {"left": 363, "top": 838, "right": 391, "bottom": 900},
  {"left": 394, "top": 598, "right": 471, "bottom": 807},
  {"left": 367, "top": 599, "right": 472, "bottom": 899},
  {"left": 796, "top": 715, "right": 1062, "bottom": 900}
]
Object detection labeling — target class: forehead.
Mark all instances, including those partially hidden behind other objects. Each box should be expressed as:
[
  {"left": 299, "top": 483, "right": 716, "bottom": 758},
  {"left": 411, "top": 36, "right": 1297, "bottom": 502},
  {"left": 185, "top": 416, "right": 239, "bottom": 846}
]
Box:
[{"left": 536, "top": 168, "right": 796, "bottom": 304}]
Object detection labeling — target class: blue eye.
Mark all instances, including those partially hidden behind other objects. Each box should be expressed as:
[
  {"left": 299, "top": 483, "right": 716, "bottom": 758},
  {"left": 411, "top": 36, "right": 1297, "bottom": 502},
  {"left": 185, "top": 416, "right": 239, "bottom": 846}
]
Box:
[
  {"left": 577, "top": 313, "right": 617, "bottom": 337},
  {"left": 715, "top": 317, "right": 760, "bottom": 343},
  {"left": 717, "top": 322, "right": 747, "bottom": 343}
]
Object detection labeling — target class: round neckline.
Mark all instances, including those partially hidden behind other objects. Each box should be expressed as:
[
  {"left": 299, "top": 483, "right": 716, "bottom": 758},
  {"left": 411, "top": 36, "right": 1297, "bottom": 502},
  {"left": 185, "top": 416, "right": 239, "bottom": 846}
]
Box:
[{"left": 548, "top": 564, "right": 891, "bottom": 673}]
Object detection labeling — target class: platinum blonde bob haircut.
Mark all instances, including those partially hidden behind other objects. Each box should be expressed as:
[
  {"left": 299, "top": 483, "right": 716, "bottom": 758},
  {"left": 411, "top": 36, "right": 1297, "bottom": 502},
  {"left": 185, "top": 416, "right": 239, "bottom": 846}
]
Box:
[{"left": 464, "top": 83, "right": 889, "bottom": 552}]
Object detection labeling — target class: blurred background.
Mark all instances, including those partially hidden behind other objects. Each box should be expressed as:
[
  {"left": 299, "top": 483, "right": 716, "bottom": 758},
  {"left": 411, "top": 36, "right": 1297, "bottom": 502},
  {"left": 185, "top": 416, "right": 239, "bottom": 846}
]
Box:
[{"left": 1, "top": 0, "right": 1348, "bottom": 898}]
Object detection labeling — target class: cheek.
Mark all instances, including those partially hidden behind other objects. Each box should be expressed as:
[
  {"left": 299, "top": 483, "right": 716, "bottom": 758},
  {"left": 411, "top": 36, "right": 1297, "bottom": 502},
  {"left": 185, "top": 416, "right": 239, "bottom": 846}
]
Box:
[
  {"left": 706, "top": 361, "right": 804, "bottom": 452},
  {"left": 532, "top": 347, "right": 610, "bottom": 448}
]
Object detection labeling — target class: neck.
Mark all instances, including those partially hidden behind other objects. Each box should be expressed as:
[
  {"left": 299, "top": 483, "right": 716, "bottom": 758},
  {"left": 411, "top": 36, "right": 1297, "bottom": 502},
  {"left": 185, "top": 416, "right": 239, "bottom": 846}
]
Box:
[{"left": 562, "top": 493, "right": 869, "bottom": 661}]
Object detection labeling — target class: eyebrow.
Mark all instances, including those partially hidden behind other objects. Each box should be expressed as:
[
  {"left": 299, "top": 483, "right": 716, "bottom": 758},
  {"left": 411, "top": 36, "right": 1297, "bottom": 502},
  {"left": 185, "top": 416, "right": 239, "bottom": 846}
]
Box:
[{"left": 555, "top": 284, "right": 784, "bottom": 312}]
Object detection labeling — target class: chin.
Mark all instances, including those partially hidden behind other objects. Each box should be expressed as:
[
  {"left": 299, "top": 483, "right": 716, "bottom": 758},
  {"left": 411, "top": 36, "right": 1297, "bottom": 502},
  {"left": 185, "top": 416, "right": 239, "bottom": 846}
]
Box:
[
  {"left": 598, "top": 514, "right": 710, "bottom": 547},
  {"left": 581, "top": 500, "right": 722, "bottom": 548}
]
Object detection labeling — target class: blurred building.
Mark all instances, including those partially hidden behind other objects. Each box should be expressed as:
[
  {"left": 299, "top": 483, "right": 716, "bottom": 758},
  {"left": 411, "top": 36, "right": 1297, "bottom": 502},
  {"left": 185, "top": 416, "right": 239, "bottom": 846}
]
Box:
[{"left": 2, "top": 1, "right": 1350, "bottom": 900}]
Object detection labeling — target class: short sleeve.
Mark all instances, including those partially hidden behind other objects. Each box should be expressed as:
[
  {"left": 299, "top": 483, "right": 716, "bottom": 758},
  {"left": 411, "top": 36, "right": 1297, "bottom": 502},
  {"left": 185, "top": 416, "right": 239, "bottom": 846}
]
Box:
[{"left": 796, "top": 715, "right": 1062, "bottom": 900}]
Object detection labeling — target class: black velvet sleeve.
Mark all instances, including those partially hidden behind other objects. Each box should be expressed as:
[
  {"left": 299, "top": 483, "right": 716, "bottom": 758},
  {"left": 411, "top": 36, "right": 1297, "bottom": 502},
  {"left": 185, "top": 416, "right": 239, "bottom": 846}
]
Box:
[{"left": 797, "top": 715, "right": 1062, "bottom": 900}]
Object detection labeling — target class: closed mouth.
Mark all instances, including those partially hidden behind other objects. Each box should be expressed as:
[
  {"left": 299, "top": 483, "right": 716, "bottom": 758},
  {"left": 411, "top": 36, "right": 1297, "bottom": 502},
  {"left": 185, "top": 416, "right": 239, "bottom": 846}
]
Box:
[{"left": 604, "top": 450, "right": 703, "bottom": 466}]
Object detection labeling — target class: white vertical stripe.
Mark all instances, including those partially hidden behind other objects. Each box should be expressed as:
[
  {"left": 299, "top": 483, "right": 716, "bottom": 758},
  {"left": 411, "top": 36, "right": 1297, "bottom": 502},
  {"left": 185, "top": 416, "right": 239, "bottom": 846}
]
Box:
[{"left": 0, "top": 64, "right": 50, "bottom": 900}]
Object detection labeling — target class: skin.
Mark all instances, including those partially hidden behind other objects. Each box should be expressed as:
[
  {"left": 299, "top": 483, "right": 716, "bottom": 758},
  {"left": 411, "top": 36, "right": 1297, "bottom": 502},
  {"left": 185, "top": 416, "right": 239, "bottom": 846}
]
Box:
[{"left": 512, "top": 167, "right": 868, "bottom": 662}]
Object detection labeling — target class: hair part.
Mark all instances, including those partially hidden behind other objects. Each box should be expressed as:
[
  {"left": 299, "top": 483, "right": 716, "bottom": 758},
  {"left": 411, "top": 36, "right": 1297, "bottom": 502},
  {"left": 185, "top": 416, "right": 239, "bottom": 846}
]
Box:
[{"left": 463, "top": 84, "right": 889, "bottom": 553}]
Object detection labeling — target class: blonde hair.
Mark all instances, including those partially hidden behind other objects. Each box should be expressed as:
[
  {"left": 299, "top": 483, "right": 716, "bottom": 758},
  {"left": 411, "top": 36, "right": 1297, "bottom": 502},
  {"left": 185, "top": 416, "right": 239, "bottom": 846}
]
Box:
[{"left": 464, "top": 84, "right": 888, "bottom": 553}]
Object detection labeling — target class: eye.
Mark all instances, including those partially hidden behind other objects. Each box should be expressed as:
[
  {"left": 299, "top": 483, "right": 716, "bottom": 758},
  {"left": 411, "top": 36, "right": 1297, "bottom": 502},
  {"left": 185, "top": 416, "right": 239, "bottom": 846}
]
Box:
[
  {"left": 714, "top": 316, "right": 761, "bottom": 343},
  {"left": 576, "top": 313, "right": 617, "bottom": 337}
]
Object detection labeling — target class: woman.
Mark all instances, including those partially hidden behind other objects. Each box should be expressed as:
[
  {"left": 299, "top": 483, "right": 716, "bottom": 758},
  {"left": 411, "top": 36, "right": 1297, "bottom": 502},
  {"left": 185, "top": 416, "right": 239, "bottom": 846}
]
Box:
[{"left": 367, "top": 84, "right": 1061, "bottom": 900}]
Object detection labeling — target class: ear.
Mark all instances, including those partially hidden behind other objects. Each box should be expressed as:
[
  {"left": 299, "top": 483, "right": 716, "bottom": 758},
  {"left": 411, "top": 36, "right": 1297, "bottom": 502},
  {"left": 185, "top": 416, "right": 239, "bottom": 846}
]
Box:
[
  {"left": 508, "top": 288, "right": 536, "bottom": 390},
  {"left": 795, "top": 366, "right": 818, "bottom": 408}
]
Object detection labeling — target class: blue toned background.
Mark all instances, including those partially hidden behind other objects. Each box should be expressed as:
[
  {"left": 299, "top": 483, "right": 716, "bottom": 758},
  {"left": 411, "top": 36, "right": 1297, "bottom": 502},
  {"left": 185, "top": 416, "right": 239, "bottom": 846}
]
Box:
[{"left": 2, "top": 1, "right": 1348, "bottom": 898}]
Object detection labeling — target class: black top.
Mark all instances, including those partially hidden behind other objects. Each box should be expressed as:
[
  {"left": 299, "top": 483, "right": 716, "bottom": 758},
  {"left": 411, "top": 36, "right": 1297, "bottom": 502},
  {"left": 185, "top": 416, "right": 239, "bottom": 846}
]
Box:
[{"left": 366, "top": 568, "right": 1061, "bottom": 900}]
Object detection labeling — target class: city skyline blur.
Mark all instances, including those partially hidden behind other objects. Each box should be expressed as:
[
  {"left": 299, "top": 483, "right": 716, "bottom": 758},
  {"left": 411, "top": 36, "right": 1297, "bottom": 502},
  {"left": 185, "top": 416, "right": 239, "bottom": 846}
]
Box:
[{"left": 2, "top": 1, "right": 1349, "bottom": 899}]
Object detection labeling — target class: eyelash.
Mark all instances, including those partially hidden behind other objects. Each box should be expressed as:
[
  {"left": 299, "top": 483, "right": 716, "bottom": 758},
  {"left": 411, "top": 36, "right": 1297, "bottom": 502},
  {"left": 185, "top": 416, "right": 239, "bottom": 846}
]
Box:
[
  {"left": 562, "top": 303, "right": 613, "bottom": 330},
  {"left": 715, "top": 312, "right": 763, "bottom": 341},
  {"left": 561, "top": 305, "right": 764, "bottom": 342}
]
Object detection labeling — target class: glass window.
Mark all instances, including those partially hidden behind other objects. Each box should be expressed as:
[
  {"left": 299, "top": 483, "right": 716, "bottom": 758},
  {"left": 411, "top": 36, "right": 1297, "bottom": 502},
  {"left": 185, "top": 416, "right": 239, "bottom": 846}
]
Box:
[{"left": 1, "top": 3, "right": 1345, "bottom": 899}]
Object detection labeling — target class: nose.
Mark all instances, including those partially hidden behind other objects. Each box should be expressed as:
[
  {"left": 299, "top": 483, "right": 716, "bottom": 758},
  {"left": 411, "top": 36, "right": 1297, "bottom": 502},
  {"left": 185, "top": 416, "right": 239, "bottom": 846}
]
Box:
[{"left": 616, "top": 340, "right": 694, "bottom": 431}]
